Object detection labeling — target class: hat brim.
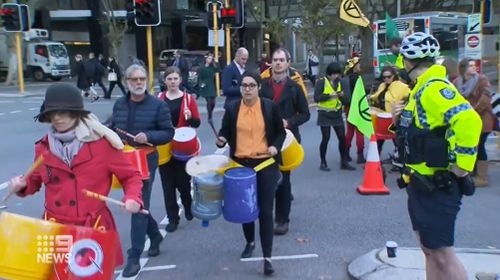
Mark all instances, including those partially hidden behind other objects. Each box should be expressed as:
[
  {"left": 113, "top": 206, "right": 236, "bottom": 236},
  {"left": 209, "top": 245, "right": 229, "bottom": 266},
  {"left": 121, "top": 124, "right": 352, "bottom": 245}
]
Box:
[{"left": 36, "top": 108, "right": 91, "bottom": 123}]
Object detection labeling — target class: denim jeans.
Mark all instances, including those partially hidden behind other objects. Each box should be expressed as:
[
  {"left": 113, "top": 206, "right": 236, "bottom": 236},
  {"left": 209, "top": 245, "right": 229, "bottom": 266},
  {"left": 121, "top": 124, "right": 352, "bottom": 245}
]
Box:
[{"left": 127, "top": 151, "right": 161, "bottom": 260}]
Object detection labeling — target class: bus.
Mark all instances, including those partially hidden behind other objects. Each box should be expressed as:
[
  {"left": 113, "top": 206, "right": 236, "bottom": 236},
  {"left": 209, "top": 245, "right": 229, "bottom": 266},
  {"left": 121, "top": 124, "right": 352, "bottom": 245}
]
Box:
[{"left": 372, "top": 11, "right": 468, "bottom": 77}]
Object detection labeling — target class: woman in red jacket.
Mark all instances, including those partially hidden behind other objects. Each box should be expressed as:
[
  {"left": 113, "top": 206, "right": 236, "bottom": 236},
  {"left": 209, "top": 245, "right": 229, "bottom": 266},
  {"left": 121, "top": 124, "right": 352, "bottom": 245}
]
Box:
[
  {"left": 158, "top": 66, "right": 201, "bottom": 232},
  {"left": 8, "top": 83, "right": 144, "bottom": 267}
]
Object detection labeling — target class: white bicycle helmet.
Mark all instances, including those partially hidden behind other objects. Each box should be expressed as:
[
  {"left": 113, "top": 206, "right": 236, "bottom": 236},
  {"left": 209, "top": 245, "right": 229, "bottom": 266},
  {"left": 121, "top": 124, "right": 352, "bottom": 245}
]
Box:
[{"left": 400, "top": 32, "right": 440, "bottom": 60}]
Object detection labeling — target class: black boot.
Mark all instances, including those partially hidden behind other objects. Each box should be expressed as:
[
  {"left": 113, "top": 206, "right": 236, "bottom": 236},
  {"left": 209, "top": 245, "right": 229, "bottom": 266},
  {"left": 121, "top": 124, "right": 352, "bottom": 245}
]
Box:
[
  {"left": 356, "top": 151, "right": 366, "bottom": 164},
  {"left": 147, "top": 233, "right": 163, "bottom": 257},
  {"left": 122, "top": 258, "right": 141, "bottom": 277},
  {"left": 320, "top": 162, "right": 331, "bottom": 171},
  {"left": 240, "top": 242, "right": 255, "bottom": 258},
  {"left": 264, "top": 259, "right": 275, "bottom": 276},
  {"left": 341, "top": 160, "right": 356, "bottom": 170}
]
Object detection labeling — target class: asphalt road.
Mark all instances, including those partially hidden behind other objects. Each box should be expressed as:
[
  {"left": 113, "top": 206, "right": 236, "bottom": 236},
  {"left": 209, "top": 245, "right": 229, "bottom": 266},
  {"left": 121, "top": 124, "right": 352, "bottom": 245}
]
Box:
[{"left": 0, "top": 87, "right": 499, "bottom": 280}]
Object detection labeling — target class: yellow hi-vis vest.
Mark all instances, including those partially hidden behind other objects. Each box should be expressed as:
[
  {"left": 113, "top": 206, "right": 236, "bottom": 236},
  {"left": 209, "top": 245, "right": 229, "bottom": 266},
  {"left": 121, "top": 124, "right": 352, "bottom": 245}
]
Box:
[{"left": 318, "top": 78, "right": 342, "bottom": 110}]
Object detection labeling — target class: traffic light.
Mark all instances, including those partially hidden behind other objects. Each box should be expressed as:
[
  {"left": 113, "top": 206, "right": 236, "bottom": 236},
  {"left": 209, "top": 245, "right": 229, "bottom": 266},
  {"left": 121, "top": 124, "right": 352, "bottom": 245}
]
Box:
[
  {"left": 231, "top": 0, "right": 244, "bottom": 28},
  {"left": 1, "top": 3, "right": 21, "bottom": 32},
  {"left": 220, "top": 7, "right": 236, "bottom": 25},
  {"left": 134, "top": 0, "right": 161, "bottom": 26},
  {"left": 207, "top": 1, "right": 222, "bottom": 30}
]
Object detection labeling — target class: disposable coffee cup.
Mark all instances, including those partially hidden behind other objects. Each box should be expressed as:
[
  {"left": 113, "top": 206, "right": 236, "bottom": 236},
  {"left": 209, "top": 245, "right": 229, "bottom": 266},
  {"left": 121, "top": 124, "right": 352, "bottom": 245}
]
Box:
[{"left": 386, "top": 241, "right": 398, "bottom": 258}]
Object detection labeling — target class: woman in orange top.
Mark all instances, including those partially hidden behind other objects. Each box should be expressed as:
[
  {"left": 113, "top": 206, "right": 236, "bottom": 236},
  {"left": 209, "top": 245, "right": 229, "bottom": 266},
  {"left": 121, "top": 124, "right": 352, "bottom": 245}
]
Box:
[{"left": 216, "top": 71, "right": 285, "bottom": 276}]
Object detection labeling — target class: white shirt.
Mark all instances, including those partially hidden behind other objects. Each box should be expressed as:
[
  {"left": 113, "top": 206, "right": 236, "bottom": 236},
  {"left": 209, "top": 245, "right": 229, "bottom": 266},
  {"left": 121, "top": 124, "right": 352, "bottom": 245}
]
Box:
[{"left": 234, "top": 60, "right": 245, "bottom": 75}]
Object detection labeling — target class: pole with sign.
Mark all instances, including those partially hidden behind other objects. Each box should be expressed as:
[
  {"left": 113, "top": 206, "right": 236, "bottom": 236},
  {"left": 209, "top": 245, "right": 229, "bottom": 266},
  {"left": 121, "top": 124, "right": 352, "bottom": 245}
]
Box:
[{"left": 212, "top": 1, "right": 221, "bottom": 96}]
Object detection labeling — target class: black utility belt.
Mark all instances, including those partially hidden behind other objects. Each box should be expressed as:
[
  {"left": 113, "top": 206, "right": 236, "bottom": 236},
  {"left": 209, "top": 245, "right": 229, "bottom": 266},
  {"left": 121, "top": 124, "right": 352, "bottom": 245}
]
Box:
[{"left": 406, "top": 170, "right": 475, "bottom": 196}]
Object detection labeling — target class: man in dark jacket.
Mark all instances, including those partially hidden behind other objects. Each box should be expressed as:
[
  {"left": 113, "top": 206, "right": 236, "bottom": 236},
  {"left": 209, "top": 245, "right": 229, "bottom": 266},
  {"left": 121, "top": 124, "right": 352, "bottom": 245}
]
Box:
[
  {"left": 110, "top": 64, "right": 175, "bottom": 277},
  {"left": 222, "top": 47, "right": 248, "bottom": 109},
  {"left": 260, "top": 48, "right": 310, "bottom": 235},
  {"left": 85, "top": 52, "right": 107, "bottom": 95}
]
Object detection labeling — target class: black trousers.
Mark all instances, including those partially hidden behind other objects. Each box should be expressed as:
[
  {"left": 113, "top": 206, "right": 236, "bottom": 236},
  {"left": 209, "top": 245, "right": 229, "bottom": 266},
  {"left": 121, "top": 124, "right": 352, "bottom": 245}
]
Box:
[
  {"left": 158, "top": 158, "right": 193, "bottom": 224},
  {"left": 320, "top": 125, "right": 348, "bottom": 163},
  {"left": 106, "top": 81, "right": 127, "bottom": 98},
  {"left": 239, "top": 160, "right": 279, "bottom": 258},
  {"left": 275, "top": 171, "right": 291, "bottom": 223}
]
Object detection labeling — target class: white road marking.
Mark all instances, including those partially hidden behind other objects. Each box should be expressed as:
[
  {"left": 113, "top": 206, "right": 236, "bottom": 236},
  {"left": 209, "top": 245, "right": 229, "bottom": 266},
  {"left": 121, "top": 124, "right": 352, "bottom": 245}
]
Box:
[
  {"left": 29, "top": 107, "right": 39, "bottom": 110},
  {"left": 9, "top": 110, "right": 21, "bottom": 114},
  {"left": 240, "top": 254, "right": 319, "bottom": 262},
  {"left": 0, "top": 113, "right": 4, "bottom": 116},
  {"left": 115, "top": 264, "right": 176, "bottom": 274},
  {"left": 0, "top": 101, "right": 15, "bottom": 104}
]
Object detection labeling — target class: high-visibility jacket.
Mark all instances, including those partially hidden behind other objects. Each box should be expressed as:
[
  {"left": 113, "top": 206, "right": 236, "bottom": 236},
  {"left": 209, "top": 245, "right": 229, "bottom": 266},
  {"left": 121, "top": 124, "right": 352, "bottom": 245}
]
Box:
[
  {"left": 261, "top": 67, "right": 307, "bottom": 98},
  {"left": 401, "top": 65, "right": 482, "bottom": 175},
  {"left": 395, "top": 54, "right": 404, "bottom": 69},
  {"left": 317, "top": 78, "right": 342, "bottom": 110}
]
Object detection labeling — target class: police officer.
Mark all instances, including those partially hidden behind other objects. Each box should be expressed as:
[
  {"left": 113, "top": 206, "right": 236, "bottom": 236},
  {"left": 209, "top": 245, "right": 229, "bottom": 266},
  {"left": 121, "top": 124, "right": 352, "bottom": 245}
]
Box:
[{"left": 393, "top": 32, "right": 481, "bottom": 280}]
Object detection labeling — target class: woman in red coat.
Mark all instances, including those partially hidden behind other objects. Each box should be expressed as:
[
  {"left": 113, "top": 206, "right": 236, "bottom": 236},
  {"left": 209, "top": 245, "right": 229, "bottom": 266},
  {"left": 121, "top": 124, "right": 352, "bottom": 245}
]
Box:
[
  {"left": 8, "top": 83, "right": 144, "bottom": 267},
  {"left": 157, "top": 66, "right": 200, "bottom": 232}
]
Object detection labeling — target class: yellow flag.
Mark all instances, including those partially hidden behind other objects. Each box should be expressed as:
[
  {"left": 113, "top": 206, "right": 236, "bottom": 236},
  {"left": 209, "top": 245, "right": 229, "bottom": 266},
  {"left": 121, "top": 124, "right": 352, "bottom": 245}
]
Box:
[{"left": 339, "top": 0, "right": 370, "bottom": 27}]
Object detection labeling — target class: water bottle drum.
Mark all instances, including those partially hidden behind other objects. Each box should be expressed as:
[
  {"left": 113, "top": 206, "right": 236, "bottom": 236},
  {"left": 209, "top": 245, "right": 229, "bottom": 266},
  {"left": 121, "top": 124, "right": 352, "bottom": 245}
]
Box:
[
  {"left": 192, "top": 172, "right": 224, "bottom": 221},
  {"left": 223, "top": 167, "right": 259, "bottom": 224}
]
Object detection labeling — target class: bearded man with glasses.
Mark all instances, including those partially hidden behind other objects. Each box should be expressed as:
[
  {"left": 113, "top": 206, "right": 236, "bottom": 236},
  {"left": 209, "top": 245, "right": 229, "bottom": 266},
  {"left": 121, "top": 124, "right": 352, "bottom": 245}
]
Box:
[{"left": 109, "top": 64, "right": 175, "bottom": 277}]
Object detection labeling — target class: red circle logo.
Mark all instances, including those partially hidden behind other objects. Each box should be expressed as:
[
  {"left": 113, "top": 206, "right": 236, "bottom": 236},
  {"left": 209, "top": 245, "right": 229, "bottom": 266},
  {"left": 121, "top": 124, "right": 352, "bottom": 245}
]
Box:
[{"left": 467, "top": 36, "right": 479, "bottom": 48}]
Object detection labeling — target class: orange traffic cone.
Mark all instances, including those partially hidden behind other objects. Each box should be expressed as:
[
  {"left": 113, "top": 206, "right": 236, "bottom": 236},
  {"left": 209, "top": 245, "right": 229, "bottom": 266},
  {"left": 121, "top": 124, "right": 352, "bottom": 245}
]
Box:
[{"left": 357, "top": 134, "right": 390, "bottom": 195}]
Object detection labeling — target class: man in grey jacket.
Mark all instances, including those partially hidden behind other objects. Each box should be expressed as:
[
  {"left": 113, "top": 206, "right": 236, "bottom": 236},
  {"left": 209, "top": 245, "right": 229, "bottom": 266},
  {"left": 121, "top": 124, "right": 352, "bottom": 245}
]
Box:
[{"left": 110, "top": 64, "right": 175, "bottom": 277}]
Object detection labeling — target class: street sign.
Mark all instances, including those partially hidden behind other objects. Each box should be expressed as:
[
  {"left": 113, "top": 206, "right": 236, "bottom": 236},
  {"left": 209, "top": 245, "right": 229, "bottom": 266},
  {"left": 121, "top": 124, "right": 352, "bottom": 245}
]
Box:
[
  {"left": 467, "top": 13, "right": 481, "bottom": 33},
  {"left": 208, "top": 29, "right": 224, "bottom": 47},
  {"left": 464, "top": 34, "right": 481, "bottom": 60}
]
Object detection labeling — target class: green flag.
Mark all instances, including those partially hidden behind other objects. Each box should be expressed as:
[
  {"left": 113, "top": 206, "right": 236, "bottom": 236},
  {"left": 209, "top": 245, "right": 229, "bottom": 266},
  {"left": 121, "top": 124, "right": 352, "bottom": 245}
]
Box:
[
  {"left": 385, "top": 12, "right": 400, "bottom": 40},
  {"left": 347, "top": 77, "right": 374, "bottom": 138}
]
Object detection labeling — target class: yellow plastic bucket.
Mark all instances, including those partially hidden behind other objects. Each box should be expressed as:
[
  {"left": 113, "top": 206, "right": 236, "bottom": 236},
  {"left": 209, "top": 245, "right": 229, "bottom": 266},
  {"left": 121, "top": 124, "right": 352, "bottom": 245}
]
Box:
[
  {"left": 279, "top": 129, "right": 305, "bottom": 171},
  {"left": 157, "top": 143, "right": 172, "bottom": 165},
  {"left": 0, "top": 212, "right": 63, "bottom": 280}
]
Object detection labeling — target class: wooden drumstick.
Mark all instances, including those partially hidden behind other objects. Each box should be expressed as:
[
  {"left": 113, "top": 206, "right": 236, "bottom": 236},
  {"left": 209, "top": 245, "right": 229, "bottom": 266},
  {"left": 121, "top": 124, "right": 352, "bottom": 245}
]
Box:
[
  {"left": 207, "top": 119, "right": 219, "bottom": 138},
  {"left": 115, "top": 128, "right": 154, "bottom": 147},
  {"left": 1, "top": 155, "right": 45, "bottom": 203},
  {"left": 83, "top": 189, "right": 149, "bottom": 215}
]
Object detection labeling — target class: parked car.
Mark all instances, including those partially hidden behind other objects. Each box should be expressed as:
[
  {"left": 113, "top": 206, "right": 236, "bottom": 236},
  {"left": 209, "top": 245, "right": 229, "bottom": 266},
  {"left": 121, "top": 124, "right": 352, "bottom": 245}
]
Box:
[{"left": 158, "top": 50, "right": 210, "bottom": 93}]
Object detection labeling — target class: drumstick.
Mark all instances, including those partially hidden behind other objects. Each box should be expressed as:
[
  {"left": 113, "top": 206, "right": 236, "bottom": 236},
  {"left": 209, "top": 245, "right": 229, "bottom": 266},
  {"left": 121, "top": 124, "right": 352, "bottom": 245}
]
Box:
[
  {"left": 207, "top": 119, "right": 219, "bottom": 138},
  {"left": 83, "top": 189, "right": 150, "bottom": 215},
  {"left": 1, "top": 155, "right": 45, "bottom": 203},
  {"left": 115, "top": 128, "right": 153, "bottom": 147}
]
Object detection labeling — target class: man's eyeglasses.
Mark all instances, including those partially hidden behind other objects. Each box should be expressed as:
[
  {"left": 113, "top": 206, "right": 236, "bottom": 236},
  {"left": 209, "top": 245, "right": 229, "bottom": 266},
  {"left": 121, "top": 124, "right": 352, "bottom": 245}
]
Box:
[
  {"left": 127, "top": 77, "right": 147, "bottom": 82},
  {"left": 240, "top": 83, "right": 258, "bottom": 89}
]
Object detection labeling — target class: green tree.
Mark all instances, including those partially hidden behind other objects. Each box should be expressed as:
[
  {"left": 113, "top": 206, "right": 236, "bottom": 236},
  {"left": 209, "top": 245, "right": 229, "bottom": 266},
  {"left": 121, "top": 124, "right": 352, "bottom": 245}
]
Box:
[{"left": 246, "top": 0, "right": 293, "bottom": 46}]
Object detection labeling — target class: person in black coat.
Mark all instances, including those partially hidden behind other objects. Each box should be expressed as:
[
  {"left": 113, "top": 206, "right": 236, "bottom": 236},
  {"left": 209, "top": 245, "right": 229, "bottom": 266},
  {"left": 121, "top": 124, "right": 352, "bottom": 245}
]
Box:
[
  {"left": 73, "top": 54, "right": 98, "bottom": 101},
  {"left": 85, "top": 52, "right": 107, "bottom": 95},
  {"left": 172, "top": 50, "right": 189, "bottom": 91},
  {"left": 259, "top": 48, "right": 310, "bottom": 236},
  {"left": 216, "top": 71, "right": 285, "bottom": 276},
  {"left": 105, "top": 57, "right": 127, "bottom": 98}
]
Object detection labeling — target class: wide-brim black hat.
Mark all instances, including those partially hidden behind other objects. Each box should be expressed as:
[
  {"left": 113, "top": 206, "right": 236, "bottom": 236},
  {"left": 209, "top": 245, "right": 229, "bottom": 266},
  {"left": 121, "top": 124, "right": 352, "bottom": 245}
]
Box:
[{"left": 36, "top": 83, "right": 90, "bottom": 123}]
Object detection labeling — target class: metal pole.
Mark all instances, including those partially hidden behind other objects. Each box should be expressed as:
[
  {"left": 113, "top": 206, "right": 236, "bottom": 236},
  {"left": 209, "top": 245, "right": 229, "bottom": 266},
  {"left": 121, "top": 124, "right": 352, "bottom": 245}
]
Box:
[
  {"left": 224, "top": 0, "right": 231, "bottom": 66},
  {"left": 396, "top": 0, "right": 401, "bottom": 17},
  {"left": 146, "top": 26, "right": 154, "bottom": 93},
  {"left": 15, "top": 32, "right": 24, "bottom": 95},
  {"left": 213, "top": 2, "right": 220, "bottom": 96}
]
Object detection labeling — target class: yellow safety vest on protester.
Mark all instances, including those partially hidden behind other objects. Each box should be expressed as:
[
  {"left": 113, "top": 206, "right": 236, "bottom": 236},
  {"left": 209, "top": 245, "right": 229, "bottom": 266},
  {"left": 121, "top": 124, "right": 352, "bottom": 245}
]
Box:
[
  {"left": 395, "top": 54, "right": 404, "bottom": 70},
  {"left": 401, "top": 65, "right": 482, "bottom": 175},
  {"left": 317, "top": 78, "right": 342, "bottom": 111}
]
